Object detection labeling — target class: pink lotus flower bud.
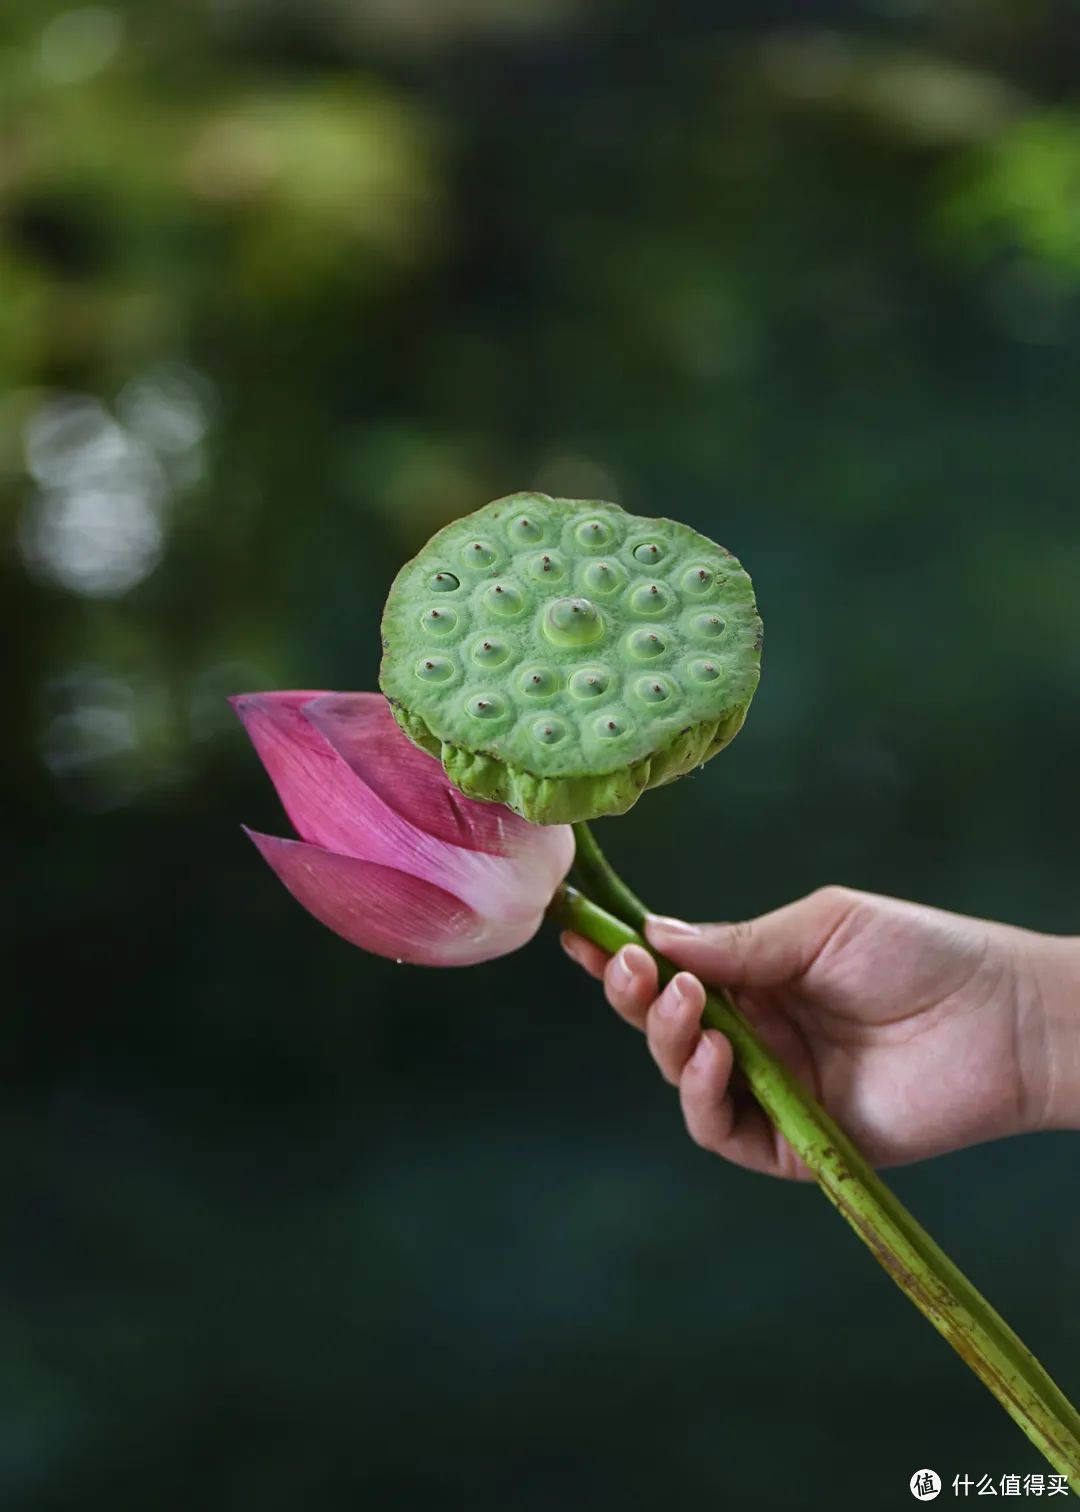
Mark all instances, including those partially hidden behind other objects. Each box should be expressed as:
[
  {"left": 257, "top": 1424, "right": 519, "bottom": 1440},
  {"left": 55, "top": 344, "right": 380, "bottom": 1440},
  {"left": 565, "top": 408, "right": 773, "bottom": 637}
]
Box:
[{"left": 231, "top": 691, "right": 575, "bottom": 966}]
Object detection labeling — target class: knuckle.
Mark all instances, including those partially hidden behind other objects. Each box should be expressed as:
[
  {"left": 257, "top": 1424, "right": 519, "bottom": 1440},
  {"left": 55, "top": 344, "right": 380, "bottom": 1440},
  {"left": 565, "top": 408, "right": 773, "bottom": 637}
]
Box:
[
  {"left": 721, "top": 917, "right": 755, "bottom": 951},
  {"left": 628, "top": 949, "right": 657, "bottom": 991},
  {"left": 603, "top": 979, "right": 629, "bottom": 1012},
  {"left": 602, "top": 957, "right": 626, "bottom": 991},
  {"left": 644, "top": 1028, "right": 677, "bottom": 1084},
  {"left": 684, "top": 1112, "right": 723, "bottom": 1154},
  {"left": 606, "top": 986, "right": 633, "bottom": 1017},
  {"left": 811, "top": 883, "right": 858, "bottom": 912},
  {"left": 680, "top": 1083, "right": 720, "bottom": 1152}
]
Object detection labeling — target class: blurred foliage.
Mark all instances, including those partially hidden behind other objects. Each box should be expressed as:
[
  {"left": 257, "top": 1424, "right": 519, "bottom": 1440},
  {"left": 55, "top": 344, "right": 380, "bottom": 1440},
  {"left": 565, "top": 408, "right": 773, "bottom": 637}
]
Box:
[{"left": 6, "top": 2, "right": 1080, "bottom": 1508}]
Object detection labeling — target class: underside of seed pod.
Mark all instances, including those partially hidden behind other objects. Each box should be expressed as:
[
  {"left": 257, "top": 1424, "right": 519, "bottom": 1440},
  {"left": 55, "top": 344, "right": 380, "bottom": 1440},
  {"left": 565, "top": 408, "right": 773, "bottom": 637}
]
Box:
[{"left": 379, "top": 493, "right": 762, "bottom": 824}]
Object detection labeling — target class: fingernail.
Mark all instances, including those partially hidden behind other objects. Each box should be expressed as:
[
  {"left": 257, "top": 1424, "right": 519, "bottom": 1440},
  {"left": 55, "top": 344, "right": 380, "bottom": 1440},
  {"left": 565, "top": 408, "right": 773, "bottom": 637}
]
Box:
[
  {"left": 656, "top": 975, "right": 686, "bottom": 1019},
  {"left": 648, "top": 915, "right": 700, "bottom": 938},
  {"left": 610, "top": 950, "right": 634, "bottom": 990},
  {"left": 560, "top": 932, "right": 582, "bottom": 964},
  {"left": 690, "top": 1034, "right": 715, "bottom": 1071}
]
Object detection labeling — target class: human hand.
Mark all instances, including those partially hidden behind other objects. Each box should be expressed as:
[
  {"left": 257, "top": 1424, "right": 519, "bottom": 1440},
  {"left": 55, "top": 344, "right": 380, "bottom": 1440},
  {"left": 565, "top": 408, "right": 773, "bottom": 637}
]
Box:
[{"left": 563, "top": 886, "right": 1080, "bottom": 1178}]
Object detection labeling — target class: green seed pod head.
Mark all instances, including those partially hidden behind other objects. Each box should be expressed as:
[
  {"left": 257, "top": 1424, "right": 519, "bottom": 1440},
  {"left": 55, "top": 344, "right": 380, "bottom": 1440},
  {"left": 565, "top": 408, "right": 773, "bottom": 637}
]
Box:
[{"left": 379, "top": 493, "right": 762, "bottom": 824}]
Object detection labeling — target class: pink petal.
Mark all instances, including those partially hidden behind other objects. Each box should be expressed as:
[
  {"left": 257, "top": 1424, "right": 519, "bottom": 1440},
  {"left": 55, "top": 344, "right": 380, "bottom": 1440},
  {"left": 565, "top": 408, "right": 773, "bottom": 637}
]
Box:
[
  {"left": 245, "top": 829, "right": 541, "bottom": 966},
  {"left": 303, "top": 692, "right": 576, "bottom": 911},
  {"left": 302, "top": 692, "right": 560, "bottom": 860},
  {"left": 232, "top": 691, "right": 574, "bottom": 925},
  {"left": 230, "top": 691, "right": 417, "bottom": 863}
]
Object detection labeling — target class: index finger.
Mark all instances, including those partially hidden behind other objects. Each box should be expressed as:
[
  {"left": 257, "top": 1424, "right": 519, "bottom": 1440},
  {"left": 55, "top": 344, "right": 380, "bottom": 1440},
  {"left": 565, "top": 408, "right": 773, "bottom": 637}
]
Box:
[{"left": 560, "top": 931, "right": 609, "bottom": 980}]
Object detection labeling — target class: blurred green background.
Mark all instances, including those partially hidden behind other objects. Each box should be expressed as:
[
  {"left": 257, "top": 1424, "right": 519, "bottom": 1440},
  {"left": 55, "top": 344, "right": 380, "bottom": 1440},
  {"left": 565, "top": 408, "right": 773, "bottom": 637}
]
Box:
[{"left": 6, "top": 1, "right": 1080, "bottom": 1507}]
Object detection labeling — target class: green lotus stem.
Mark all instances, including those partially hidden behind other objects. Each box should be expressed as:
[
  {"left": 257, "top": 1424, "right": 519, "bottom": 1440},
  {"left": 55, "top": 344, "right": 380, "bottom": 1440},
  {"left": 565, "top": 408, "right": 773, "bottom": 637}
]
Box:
[
  {"left": 570, "top": 820, "right": 648, "bottom": 930},
  {"left": 550, "top": 879, "right": 1080, "bottom": 1483}
]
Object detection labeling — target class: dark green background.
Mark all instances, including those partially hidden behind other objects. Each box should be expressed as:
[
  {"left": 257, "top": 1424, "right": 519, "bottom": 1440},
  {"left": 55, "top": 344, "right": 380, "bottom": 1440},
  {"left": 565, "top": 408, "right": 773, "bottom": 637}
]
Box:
[{"left": 6, "top": 2, "right": 1079, "bottom": 1507}]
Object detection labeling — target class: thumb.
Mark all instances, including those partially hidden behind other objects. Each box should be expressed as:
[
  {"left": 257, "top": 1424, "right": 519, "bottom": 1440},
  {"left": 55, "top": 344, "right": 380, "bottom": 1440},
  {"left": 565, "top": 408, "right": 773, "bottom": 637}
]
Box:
[{"left": 644, "top": 886, "right": 858, "bottom": 989}]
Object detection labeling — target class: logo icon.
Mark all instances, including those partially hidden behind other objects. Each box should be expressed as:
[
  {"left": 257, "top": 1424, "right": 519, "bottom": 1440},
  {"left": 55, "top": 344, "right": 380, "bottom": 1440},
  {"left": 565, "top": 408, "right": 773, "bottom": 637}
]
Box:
[{"left": 910, "top": 1470, "right": 941, "bottom": 1501}]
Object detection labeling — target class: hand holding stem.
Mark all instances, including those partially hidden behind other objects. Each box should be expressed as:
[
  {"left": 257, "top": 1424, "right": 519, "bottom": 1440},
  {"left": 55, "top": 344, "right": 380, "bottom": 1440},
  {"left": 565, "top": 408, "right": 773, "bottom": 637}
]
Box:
[
  {"left": 551, "top": 826, "right": 1080, "bottom": 1483},
  {"left": 563, "top": 884, "right": 1080, "bottom": 1176}
]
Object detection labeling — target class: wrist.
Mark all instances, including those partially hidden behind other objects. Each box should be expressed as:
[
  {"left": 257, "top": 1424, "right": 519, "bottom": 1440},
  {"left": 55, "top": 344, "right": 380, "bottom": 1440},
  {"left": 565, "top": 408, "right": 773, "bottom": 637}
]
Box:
[{"left": 1028, "top": 933, "right": 1080, "bottom": 1131}]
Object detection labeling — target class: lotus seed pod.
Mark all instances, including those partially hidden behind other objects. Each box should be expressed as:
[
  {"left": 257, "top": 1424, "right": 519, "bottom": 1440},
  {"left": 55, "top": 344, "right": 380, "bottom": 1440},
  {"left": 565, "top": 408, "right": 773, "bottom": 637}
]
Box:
[{"left": 379, "top": 493, "right": 762, "bottom": 824}]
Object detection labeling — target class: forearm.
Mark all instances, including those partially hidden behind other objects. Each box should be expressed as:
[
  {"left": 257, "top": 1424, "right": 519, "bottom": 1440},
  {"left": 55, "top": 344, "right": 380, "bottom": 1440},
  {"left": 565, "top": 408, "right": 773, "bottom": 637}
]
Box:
[{"left": 1032, "top": 934, "right": 1080, "bottom": 1131}]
